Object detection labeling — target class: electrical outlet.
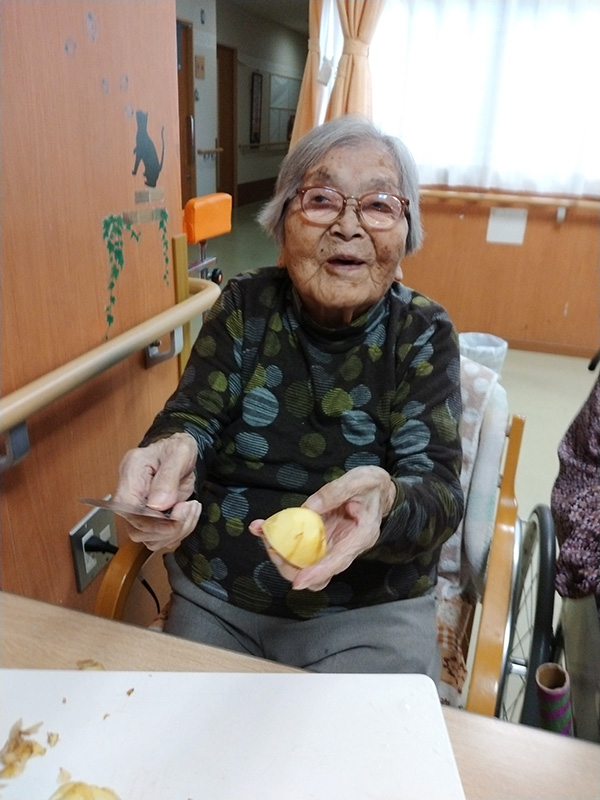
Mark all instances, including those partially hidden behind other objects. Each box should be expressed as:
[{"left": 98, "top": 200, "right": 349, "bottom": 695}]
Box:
[{"left": 70, "top": 504, "right": 117, "bottom": 592}]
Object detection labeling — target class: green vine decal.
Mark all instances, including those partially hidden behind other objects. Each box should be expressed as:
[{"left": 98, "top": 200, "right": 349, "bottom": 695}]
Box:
[
  {"left": 102, "top": 214, "right": 140, "bottom": 333},
  {"left": 158, "top": 207, "right": 170, "bottom": 285},
  {"left": 102, "top": 206, "right": 170, "bottom": 334}
]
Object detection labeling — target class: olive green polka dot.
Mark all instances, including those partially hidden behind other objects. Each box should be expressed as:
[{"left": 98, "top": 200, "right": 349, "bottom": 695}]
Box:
[
  {"left": 259, "top": 285, "right": 277, "bottom": 308},
  {"left": 268, "top": 312, "right": 283, "bottom": 332},
  {"left": 340, "top": 353, "right": 363, "bottom": 381},
  {"left": 190, "top": 553, "right": 211, "bottom": 583},
  {"left": 207, "top": 503, "right": 221, "bottom": 523},
  {"left": 232, "top": 576, "right": 271, "bottom": 612},
  {"left": 322, "top": 387, "right": 353, "bottom": 416},
  {"left": 196, "top": 335, "right": 217, "bottom": 357},
  {"left": 324, "top": 466, "right": 344, "bottom": 482},
  {"left": 208, "top": 371, "right": 228, "bottom": 392},
  {"left": 225, "top": 309, "right": 243, "bottom": 339},
  {"left": 413, "top": 296, "right": 431, "bottom": 308},
  {"left": 417, "top": 525, "right": 433, "bottom": 548},
  {"left": 264, "top": 330, "right": 281, "bottom": 357},
  {"left": 195, "top": 388, "right": 224, "bottom": 416},
  {"left": 286, "top": 589, "right": 329, "bottom": 619},
  {"left": 247, "top": 364, "right": 267, "bottom": 391},
  {"left": 284, "top": 381, "right": 314, "bottom": 417},
  {"left": 397, "top": 342, "right": 412, "bottom": 361},
  {"left": 409, "top": 575, "right": 432, "bottom": 599},
  {"left": 431, "top": 404, "right": 458, "bottom": 442},
  {"left": 200, "top": 524, "right": 219, "bottom": 550},
  {"left": 368, "top": 343, "right": 383, "bottom": 362},
  {"left": 299, "top": 432, "right": 326, "bottom": 458},
  {"left": 225, "top": 518, "right": 244, "bottom": 536},
  {"left": 415, "top": 361, "right": 433, "bottom": 377}
]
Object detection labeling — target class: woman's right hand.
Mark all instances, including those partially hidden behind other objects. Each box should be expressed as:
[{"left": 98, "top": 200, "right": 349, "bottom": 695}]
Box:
[{"left": 114, "top": 432, "right": 201, "bottom": 551}]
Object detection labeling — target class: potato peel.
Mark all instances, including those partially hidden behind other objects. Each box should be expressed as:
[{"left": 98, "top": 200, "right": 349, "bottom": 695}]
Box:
[
  {"left": 262, "top": 507, "right": 327, "bottom": 568},
  {"left": 0, "top": 719, "right": 46, "bottom": 778},
  {"left": 49, "top": 781, "right": 121, "bottom": 800}
]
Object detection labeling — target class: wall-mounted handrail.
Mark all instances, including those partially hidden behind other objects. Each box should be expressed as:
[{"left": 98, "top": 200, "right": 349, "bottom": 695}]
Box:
[
  {"left": 0, "top": 278, "right": 219, "bottom": 435},
  {"left": 420, "top": 187, "right": 600, "bottom": 211}
]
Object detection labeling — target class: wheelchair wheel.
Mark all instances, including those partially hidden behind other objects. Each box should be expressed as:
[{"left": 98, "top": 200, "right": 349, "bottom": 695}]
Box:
[{"left": 496, "top": 504, "right": 556, "bottom": 725}]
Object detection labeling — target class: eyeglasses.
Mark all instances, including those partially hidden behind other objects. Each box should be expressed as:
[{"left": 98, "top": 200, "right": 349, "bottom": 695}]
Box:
[{"left": 296, "top": 186, "right": 409, "bottom": 230}]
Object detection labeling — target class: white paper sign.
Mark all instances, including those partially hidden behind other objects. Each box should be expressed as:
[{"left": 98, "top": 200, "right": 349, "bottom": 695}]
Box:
[{"left": 487, "top": 207, "right": 528, "bottom": 244}]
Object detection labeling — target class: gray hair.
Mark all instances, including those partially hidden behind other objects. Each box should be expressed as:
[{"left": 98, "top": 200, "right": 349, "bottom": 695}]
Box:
[{"left": 257, "top": 115, "right": 423, "bottom": 254}]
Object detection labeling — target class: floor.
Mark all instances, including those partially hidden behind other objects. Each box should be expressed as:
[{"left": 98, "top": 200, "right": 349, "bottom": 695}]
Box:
[{"left": 206, "top": 200, "right": 598, "bottom": 520}]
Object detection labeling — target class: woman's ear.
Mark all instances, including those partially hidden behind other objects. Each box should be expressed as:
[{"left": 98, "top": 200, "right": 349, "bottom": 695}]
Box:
[{"left": 394, "top": 263, "right": 404, "bottom": 281}]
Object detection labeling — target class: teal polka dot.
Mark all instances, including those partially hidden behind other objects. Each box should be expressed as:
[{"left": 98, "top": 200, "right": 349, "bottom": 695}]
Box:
[
  {"left": 242, "top": 387, "right": 279, "bottom": 426},
  {"left": 235, "top": 431, "right": 269, "bottom": 459},
  {"left": 341, "top": 410, "right": 376, "bottom": 444},
  {"left": 277, "top": 462, "right": 309, "bottom": 490},
  {"left": 265, "top": 364, "right": 283, "bottom": 387},
  {"left": 345, "top": 452, "right": 379, "bottom": 470},
  {"left": 221, "top": 492, "right": 249, "bottom": 519},
  {"left": 350, "top": 384, "right": 372, "bottom": 407},
  {"left": 210, "top": 558, "right": 228, "bottom": 580}
]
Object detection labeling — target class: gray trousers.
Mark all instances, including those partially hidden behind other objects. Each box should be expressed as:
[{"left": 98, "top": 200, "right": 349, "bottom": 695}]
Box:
[{"left": 164, "top": 554, "right": 441, "bottom": 681}]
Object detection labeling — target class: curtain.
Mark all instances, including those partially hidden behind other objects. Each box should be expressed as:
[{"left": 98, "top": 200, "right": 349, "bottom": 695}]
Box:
[
  {"left": 289, "top": 0, "right": 324, "bottom": 149},
  {"left": 369, "top": 0, "right": 600, "bottom": 196},
  {"left": 325, "top": 0, "right": 386, "bottom": 120}
]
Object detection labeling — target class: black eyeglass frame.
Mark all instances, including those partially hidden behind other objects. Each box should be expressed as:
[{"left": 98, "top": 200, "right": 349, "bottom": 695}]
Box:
[{"left": 295, "top": 185, "right": 410, "bottom": 229}]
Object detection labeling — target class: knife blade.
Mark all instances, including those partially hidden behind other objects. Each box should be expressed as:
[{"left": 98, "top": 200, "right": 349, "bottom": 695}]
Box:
[{"left": 79, "top": 497, "right": 175, "bottom": 521}]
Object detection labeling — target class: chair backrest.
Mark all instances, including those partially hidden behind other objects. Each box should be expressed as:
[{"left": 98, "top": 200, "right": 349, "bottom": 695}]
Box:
[{"left": 437, "top": 355, "right": 515, "bottom": 708}]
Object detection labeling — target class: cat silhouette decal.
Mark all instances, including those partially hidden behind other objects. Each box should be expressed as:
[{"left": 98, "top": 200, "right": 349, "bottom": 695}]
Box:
[{"left": 132, "top": 110, "right": 164, "bottom": 187}]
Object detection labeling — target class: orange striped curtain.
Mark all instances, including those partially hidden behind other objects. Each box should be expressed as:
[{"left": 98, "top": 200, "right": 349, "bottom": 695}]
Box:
[
  {"left": 289, "top": 0, "right": 324, "bottom": 149},
  {"left": 325, "top": 0, "right": 386, "bottom": 120}
]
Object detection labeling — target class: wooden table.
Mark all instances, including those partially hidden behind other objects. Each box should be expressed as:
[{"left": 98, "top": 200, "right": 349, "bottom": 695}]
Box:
[{"left": 2, "top": 591, "right": 599, "bottom": 800}]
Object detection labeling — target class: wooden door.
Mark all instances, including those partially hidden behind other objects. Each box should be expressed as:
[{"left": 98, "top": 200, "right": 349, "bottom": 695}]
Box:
[
  {"left": 177, "top": 19, "right": 196, "bottom": 205},
  {"left": 0, "top": 0, "right": 182, "bottom": 612},
  {"left": 217, "top": 43, "right": 237, "bottom": 204}
]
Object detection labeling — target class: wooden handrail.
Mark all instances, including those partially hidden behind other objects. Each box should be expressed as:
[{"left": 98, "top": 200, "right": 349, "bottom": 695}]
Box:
[
  {"left": 0, "top": 278, "right": 220, "bottom": 435},
  {"left": 421, "top": 187, "right": 600, "bottom": 211}
]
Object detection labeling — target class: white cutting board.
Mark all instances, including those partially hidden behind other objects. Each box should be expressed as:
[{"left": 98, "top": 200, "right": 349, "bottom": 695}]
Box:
[{"left": 0, "top": 670, "right": 465, "bottom": 800}]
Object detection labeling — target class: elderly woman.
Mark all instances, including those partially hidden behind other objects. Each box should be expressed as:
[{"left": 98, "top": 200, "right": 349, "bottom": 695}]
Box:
[{"left": 115, "top": 115, "right": 464, "bottom": 678}]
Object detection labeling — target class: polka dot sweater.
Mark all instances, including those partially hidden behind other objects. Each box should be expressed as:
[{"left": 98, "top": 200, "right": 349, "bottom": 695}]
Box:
[{"left": 141, "top": 268, "right": 464, "bottom": 620}]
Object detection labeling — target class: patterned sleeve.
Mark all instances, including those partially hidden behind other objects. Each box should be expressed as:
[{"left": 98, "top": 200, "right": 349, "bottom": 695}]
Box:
[
  {"left": 552, "top": 374, "right": 600, "bottom": 598},
  {"left": 377, "top": 302, "right": 464, "bottom": 560},
  {"left": 139, "top": 278, "right": 246, "bottom": 481}
]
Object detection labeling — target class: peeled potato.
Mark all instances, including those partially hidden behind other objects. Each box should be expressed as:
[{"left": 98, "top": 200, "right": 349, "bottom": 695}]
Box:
[{"left": 262, "top": 507, "right": 327, "bottom": 568}]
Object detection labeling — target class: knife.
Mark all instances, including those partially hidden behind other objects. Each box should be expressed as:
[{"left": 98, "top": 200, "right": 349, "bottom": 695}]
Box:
[{"left": 79, "top": 497, "right": 175, "bottom": 521}]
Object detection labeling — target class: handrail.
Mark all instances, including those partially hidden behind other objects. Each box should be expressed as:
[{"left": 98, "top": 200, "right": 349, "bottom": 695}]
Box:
[
  {"left": 420, "top": 187, "right": 600, "bottom": 211},
  {"left": 0, "top": 278, "right": 220, "bottom": 435}
]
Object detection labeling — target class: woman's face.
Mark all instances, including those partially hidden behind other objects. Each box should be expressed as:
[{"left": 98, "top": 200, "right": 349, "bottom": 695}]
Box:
[{"left": 280, "top": 142, "right": 409, "bottom": 328}]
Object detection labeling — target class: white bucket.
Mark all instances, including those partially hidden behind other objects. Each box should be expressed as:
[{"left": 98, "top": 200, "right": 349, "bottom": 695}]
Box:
[{"left": 459, "top": 332, "right": 508, "bottom": 377}]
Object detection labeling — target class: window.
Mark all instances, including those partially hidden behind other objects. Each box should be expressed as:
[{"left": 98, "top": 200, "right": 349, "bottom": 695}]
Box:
[{"left": 320, "top": 0, "right": 600, "bottom": 195}]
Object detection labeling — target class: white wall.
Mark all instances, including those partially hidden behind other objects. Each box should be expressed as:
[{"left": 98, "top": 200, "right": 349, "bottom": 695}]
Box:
[{"left": 176, "top": 0, "right": 218, "bottom": 197}]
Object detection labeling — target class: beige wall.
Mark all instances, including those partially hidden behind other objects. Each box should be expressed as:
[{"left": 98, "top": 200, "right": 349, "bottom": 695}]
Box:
[{"left": 405, "top": 199, "right": 599, "bottom": 357}]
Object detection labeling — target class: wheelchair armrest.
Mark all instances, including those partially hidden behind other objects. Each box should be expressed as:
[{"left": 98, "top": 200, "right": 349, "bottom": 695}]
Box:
[
  {"left": 466, "top": 413, "right": 525, "bottom": 717},
  {"left": 94, "top": 538, "right": 153, "bottom": 620}
]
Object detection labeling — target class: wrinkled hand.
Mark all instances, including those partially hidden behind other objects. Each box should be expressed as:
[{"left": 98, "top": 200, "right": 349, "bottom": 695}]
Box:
[
  {"left": 249, "top": 466, "right": 396, "bottom": 591},
  {"left": 114, "top": 432, "right": 201, "bottom": 551}
]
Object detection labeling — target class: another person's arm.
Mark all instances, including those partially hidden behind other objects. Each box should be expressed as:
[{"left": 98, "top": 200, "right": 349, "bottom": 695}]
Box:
[{"left": 552, "top": 374, "right": 600, "bottom": 598}]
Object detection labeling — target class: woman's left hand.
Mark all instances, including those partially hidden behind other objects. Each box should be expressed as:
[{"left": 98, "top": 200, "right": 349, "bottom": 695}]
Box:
[{"left": 249, "top": 466, "right": 396, "bottom": 591}]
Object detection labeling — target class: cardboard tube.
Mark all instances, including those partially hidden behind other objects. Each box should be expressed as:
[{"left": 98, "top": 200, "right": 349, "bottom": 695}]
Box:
[{"left": 535, "top": 662, "right": 574, "bottom": 736}]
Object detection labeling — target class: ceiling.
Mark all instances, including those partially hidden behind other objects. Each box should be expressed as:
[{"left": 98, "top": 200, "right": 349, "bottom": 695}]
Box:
[{"left": 229, "top": 0, "right": 309, "bottom": 36}]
